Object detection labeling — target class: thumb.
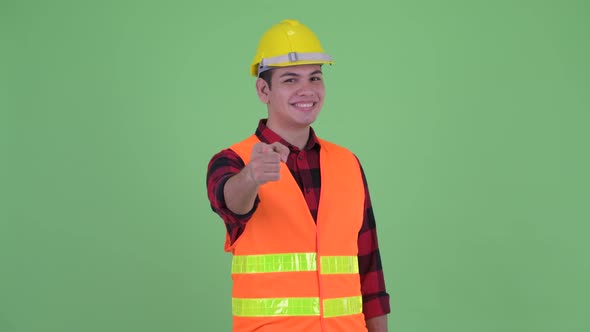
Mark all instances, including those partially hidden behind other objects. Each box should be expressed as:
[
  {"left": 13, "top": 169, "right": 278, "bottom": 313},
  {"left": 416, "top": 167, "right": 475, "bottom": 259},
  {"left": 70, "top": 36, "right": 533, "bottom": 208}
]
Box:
[{"left": 270, "top": 142, "right": 289, "bottom": 162}]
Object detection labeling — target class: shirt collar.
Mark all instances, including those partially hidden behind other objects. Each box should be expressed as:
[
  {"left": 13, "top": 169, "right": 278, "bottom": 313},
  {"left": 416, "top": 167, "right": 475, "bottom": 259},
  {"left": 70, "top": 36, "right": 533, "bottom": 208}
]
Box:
[{"left": 255, "top": 119, "right": 320, "bottom": 152}]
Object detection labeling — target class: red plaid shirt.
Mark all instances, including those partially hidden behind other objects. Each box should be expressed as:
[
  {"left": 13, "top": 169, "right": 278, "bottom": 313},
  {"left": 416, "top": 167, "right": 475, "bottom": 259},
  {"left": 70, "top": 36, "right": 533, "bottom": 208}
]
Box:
[{"left": 206, "top": 119, "right": 390, "bottom": 319}]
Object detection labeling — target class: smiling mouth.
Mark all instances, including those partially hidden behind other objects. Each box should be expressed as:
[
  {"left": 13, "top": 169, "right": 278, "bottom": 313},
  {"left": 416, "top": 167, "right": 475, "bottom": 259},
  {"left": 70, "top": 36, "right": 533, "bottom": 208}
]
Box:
[{"left": 291, "top": 102, "right": 316, "bottom": 110}]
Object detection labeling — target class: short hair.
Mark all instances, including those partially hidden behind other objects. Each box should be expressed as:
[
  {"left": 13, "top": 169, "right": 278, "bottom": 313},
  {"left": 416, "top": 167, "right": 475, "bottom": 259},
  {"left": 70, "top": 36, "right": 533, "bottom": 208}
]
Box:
[{"left": 259, "top": 69, "right": 273, "bottom": 90}]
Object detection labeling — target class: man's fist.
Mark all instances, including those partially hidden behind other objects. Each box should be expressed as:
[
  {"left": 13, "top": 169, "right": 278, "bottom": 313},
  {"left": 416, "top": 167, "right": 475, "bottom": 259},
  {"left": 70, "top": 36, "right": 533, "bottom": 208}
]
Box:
[{"left": 245, "top": 142, "right": 290, "bottom": 186}]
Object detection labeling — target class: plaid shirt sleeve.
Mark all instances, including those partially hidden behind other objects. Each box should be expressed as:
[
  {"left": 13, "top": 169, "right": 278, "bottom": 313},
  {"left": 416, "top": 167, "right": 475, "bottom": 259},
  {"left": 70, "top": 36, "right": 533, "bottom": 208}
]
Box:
[
  {"left": 357, "top": 158, "right": 391, "bottom": 319},
  {"left": 206, "top": 148, "right": 258, "bottom": 243}
]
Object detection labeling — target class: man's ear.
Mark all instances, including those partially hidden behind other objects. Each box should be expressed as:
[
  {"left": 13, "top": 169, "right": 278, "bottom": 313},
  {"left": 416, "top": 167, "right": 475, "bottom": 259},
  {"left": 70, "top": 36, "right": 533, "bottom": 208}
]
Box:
[{"left": 256, "top": 78, "right": 270, "bottom": 104}]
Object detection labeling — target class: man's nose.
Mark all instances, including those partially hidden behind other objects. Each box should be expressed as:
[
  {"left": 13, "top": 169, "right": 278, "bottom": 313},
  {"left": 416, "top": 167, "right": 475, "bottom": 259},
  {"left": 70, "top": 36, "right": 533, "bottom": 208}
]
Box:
[
  {"left": 297, "top": 89, "right": 313, "bottom": 96},
  {"left": 296, "top": 83, "right": 314, "bottom": 96}
]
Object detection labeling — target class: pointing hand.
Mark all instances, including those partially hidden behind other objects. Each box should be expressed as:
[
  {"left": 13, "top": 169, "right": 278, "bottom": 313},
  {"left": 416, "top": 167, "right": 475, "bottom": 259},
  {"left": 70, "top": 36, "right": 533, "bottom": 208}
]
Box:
[{"left": 245, "top": 142, "right": 290, "bottom": 186}]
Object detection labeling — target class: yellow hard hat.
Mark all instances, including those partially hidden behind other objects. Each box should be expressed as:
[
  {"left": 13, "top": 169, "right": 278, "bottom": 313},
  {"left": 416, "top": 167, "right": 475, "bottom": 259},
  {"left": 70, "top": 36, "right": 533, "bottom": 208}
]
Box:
[{"left": 250, "top": 19, "right": 333, "bottom": 77}]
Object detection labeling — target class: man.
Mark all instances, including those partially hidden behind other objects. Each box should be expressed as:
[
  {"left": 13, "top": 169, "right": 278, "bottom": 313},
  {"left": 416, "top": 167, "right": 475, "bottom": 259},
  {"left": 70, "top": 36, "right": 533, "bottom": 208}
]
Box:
[{"left": 207, "top": 19, "right": 390, "bottom": 332}]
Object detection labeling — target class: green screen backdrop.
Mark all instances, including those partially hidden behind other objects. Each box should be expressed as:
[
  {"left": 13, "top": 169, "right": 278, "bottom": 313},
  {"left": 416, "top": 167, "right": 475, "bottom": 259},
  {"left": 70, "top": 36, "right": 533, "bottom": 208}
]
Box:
[{"left": 1, "top": 0, "right": 589, "bottom": 331}]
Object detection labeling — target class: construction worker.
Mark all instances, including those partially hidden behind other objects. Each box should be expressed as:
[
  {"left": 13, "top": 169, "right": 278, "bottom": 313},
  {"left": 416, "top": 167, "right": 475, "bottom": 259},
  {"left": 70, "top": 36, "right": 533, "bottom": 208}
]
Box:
[{"left": 206, "top": 19, "right": 390, "bottom": 331}]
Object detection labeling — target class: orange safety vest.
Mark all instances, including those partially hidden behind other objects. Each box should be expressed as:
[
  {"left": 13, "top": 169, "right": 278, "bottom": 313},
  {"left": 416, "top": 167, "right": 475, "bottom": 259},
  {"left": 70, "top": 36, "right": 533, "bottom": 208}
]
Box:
[{"left": 226, "top": 135, "right": 368, "bottom": 332}]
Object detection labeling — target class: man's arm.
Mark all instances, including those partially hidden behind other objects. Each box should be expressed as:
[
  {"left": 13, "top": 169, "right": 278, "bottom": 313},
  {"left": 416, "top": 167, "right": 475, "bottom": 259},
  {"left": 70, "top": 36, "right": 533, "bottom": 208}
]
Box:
[
  {"left": 366, "top": 315, "right": 388, "bottom": 332},
  {"left": 224, "top": 142, "right": 289, "bottom": 214},
  {"left": 223, "top": 162, "right": 260, "bottom": 215},
  {"left": 355, "top": 157, "right": 391, "bottom": 328}
]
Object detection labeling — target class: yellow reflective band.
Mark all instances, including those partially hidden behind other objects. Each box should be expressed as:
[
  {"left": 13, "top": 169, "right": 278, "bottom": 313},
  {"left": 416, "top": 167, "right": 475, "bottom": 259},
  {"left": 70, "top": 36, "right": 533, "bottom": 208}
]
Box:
[
  {"left": 232, "top": 253, "right": 317, "bottom": 274},
  {"left": 232, "top": 254, "right": 358, "bottom": 274},
  {"left": 232, "top": 297, "right": 320, "bottom": 317},
  {"left": 320, "top": 256, "right": 359, "bottom": 274},
  {"left": 323, "top": 296, "right": 363, "bottom": 318},
  {"left": 232, "top": 296, "right": 362, "bottom": 317}
]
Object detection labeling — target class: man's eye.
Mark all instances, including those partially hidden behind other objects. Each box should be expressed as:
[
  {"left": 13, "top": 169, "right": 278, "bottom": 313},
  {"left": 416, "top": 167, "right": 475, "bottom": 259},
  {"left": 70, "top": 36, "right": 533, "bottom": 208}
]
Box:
[
  {"left": 311, "top": 77, "right": 322, "bottom": 81},
  {"left": 283, "top": 78, "right": 295, "bottom": 83}
]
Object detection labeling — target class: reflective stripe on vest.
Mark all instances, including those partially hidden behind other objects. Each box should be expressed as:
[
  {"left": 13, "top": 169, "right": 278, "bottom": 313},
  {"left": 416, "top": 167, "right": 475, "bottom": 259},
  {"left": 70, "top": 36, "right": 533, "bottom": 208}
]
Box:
[
  {"left": 232, "top": 253, "right": 358, "bottom": 274},
  {"left": 232, "top": 296, "right": 362, "bottom": 318}
]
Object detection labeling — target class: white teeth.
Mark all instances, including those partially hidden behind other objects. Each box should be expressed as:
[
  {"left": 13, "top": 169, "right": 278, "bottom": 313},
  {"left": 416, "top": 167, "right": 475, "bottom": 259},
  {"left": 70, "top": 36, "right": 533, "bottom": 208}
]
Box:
[{"left": 294, "top": 103, "right": 313, "bottom": 108}]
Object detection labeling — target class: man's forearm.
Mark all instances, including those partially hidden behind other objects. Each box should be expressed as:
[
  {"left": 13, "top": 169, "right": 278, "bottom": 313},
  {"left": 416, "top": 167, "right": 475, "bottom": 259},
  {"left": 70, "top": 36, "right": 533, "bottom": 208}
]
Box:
[
  {"left": 366, "top": 315, "right": 388, "bottom": 332},
  {"left": 223, "top": 166, "right": 259, "bottom": 215}
]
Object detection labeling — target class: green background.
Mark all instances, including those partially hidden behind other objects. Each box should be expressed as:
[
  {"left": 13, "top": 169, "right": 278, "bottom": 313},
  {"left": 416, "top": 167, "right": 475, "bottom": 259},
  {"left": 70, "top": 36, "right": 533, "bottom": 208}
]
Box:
[{"left": 1, "top": 0, "right": 589, "bottom": 331}]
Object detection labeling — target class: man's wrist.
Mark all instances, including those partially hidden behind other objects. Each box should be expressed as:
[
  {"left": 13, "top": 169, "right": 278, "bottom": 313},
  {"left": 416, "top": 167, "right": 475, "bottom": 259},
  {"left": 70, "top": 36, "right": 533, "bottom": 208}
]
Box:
[{"left": 243, "top": 164, "right": 260, "bottom": 187}]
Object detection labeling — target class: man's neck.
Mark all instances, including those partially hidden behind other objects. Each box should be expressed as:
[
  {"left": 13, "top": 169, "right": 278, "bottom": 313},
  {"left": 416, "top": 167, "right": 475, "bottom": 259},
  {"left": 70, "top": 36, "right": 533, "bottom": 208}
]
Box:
[{"left": 266, "top": 121, "right": 310, "bottom": 150}]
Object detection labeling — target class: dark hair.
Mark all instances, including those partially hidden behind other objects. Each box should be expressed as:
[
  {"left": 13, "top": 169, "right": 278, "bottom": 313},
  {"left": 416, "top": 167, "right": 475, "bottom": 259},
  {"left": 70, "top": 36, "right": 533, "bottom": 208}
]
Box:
[{"left": 259, "top": 69, "right": 273, "bottom": 90}]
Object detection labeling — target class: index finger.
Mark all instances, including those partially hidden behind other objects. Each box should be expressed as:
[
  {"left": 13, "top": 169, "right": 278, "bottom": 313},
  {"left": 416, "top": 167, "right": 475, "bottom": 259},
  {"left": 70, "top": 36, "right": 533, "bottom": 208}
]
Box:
[
  {"left": 269, "top": 142, "right": 289, "bottom": 162},
  {"left": 252, "top": 142, "right": 269, "bottom": 154}
]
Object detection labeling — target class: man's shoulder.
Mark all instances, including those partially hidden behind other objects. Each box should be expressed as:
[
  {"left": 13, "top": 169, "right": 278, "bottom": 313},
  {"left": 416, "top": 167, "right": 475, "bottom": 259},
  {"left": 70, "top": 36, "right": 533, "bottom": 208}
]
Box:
[
  {"left": 210, "top": 135, "right": 256, "bottom": 158},
  {"left": 317, "top": 137, "right": 362, "bottom": 167},
  {"left": 208, "top": 148, "right": 244, "bottom": 169},
  {"left": 229, "top": 134, "right": 259, "bottom": 148},
  {"left": 227, "top": 135, "right": 259, "bottom": 161},
  {"left": 318, "top": 137, "right": 357, "bottom": 157}
]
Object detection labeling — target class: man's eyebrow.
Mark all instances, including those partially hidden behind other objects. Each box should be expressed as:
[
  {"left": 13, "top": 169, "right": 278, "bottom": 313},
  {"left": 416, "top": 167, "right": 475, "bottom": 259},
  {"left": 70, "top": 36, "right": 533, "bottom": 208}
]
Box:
[
  {"left": 279, "top": 72, "right": 300, "bottom": 78},
  {"left": 278, "top": 70, "right": 323, "bottom": 78}
]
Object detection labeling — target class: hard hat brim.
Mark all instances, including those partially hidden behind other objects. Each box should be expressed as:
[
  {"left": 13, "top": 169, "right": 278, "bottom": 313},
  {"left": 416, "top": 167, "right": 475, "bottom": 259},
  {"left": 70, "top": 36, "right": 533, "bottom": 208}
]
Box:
[
  {"left": 254, "top": 60, "right": 334, "bottom": 77},
  {"left": 252, "top": 52, "right": 334, "bottom": 77}
]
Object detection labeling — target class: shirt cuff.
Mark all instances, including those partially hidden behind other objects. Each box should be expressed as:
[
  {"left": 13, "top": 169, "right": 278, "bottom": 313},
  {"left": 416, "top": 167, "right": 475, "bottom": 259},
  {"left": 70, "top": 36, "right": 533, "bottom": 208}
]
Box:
[
  {"left": 363, "top": 292, "right": 391, "bottom": 320},
  {"left": 216, "top": 175, "right": 260, "bottom": 223}
]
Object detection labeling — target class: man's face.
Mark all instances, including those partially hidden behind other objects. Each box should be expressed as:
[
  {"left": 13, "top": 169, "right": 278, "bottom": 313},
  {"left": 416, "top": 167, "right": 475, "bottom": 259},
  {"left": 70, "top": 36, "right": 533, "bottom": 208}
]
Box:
[{"left": 257, "top": 64, "right": 325, "bottom": 131}]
